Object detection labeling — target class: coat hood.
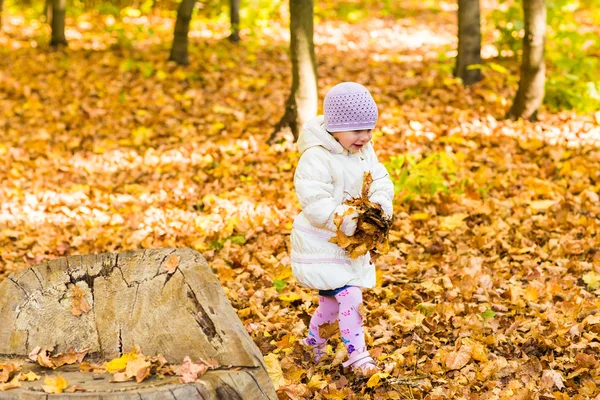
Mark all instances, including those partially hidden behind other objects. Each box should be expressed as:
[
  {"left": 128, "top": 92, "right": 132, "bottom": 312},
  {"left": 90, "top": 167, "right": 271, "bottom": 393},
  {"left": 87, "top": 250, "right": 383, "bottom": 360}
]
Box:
[{"left": 296, "top": 116, "right": 346, "bottom": 155}]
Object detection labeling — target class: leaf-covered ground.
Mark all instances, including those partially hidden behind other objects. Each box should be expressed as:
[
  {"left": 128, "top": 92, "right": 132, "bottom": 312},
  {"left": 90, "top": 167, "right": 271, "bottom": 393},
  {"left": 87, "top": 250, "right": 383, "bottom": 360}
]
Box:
[{"left": 1, "top": 2, "right": 600, "bottom": 398}]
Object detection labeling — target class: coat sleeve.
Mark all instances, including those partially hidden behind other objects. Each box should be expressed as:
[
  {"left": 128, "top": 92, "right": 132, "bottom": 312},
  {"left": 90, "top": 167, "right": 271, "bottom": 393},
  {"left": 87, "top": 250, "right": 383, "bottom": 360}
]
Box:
[
  {"left": 365, "top": 144, "right": 395, "bottom": 218},
  {"left": 294, "top": 148, "right": 349, "bottom": 231}
]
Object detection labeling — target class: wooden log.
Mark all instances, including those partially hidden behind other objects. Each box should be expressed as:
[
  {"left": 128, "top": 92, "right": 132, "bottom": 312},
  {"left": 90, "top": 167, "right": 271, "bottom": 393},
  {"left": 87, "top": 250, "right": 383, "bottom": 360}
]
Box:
[{"left": 0, "top": 249, "right": 276, "bottom": 399}]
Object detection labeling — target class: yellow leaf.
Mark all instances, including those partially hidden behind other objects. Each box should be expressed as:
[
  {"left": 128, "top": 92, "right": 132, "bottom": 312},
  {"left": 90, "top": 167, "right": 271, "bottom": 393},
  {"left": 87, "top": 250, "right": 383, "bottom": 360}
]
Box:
[
  {"left": 366, "top": 372, "right": 389, "bottom": 388},
  {"left": 439, "top": 213, "right": 469, "bottom": 231},
  {"left": 106, "top": 349, "right": 137, "bottom": 373},
  {"left": 278, "top": 293, "right": 301, "bottom": 303},
  {"left": 411, "top": 213, "right": 429, "bottom": 220},
  {"left": 156, "top": 70, "right": 167, "bottom": 81},
  {"left": 307, "top": 373, "right": 327, "bottom": 391},
  {"left": 131, "top": 127, "right": 152, "bottom": 146},
  {"left": 275, "top": 266, "right": 292, "bottom": 281},
  {"left": 376, "top": 269, "right": 384, "bottom": 287},
  {"left": 21, "top": 371, "right": 41, "bottom": 381},
  {"left": 42, "top": 374, "right": 68, "bottom": 394},
  {"left": 583, "top": 271, "right": 600, "bottom": 289},
  {"left": 525, "top": 286, "right": 540, "bottom": 302},
  {"left": 529, "top": 200, "right": 556, "bottom": 213},
  {"left": 263, "top": 353, "right": 287, "bottom": 390}
]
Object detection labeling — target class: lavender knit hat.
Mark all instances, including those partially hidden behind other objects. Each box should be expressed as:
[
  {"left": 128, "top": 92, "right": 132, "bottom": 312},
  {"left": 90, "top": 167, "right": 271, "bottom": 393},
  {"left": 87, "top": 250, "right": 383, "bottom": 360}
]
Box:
[{"left": 323, "top": 82, "right": 378, "bottom": 133}]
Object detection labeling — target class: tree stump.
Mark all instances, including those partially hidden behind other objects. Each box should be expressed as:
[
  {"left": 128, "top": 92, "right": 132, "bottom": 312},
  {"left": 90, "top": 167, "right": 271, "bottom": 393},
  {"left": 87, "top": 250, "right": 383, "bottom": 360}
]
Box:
[{"left": 0, "top": 248, "right": 276, "bottom": 399}]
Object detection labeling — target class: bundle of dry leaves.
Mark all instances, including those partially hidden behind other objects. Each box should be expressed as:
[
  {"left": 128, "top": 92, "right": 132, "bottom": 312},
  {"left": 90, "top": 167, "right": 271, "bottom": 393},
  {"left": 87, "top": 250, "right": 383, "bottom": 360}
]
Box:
[{"left": 330, "top": 172, "right": 394, "bottom": 259}]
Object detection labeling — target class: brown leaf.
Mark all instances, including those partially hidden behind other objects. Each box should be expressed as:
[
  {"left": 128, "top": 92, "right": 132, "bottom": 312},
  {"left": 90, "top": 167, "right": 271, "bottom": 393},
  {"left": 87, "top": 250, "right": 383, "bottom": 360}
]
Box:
[
  {"left": 445, "top": 345, "right": 472, "bottom": 370},
  {"left": 0, "top": 364, "right": 18, "bottom": 384},
  {"left": 65, "top": 385, "right": 87, "bottom": 393},
  {"left": 28, "top": 346, "right": 42, "bottom": 362},
  {"left": 111, "top": 372, "right": 130, "bottom": 382},
  {"left": 176, "top": 356, "right": 208, "bottom": 383},
  {"left": 317, "top": 322, "right": 338, "bottom": 340},
  {"left": 37, "top": 351, "right": 55, "bottom": 369},
  {"left": 541, "top": 369, "right": 565, "bottom": 390},
  {"left": 0, "top": 374, "right": 22, "bottom": 392},
  {"left": 125, "top": 357, "right": 151, "bottom": 383},
  {"left": 163, "top": 254, "right": 181, "bottom": 274},
  {"left": 70, "top": 285, "right": 91, "bottom": 316}
]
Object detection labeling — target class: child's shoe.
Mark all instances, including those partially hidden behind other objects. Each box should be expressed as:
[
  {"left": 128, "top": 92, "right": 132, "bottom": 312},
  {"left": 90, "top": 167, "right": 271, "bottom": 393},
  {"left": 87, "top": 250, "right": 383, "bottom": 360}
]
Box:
[
  {"left": 300, "top": 337, "right": 327, "bottom": 363},
  {"left": 342, "top": 348, "right": 379, "bottom": 377}
]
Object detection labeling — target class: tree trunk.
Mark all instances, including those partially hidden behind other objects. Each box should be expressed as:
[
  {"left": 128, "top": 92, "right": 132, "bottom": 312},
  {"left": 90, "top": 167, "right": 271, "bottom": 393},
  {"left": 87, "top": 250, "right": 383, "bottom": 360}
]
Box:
[
  {"left": 50, "top": 0, "right": 68, "bottom": 47},
  {"left": 455, "top": 0, "right": 482, "bottom": 85},
  {"left": 269, "top": 0, "right": 318, "bottom": 144},
  {"left": 169, "top": 0, "right": 196, "bottom": 65},
  {"left": 0, "top": 0, "right": 4, "bottom": 30},
  {"left": 507, "top": 0, "right": 546, "bottom": 121},
  {"left": 0, "top": 248, "right": 277, "bottom": 399},
  {"left": 228, "top": 0, "right": 240, "bottom": 42}
]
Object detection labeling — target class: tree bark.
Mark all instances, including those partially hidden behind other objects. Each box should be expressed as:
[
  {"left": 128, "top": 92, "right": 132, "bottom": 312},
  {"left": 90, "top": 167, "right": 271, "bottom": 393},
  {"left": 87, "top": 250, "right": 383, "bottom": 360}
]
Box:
[
  {"left": 269, "top": 0, "right": 318, "bottom": 144},
  {"left": 228, "top": 0, "right": 240, "bottom": 42},
  {"left": 0, "top": 248, "right": 277, "bottom": 399},
  {"left": 169, "top": 0, "right": 196, "bottom": 65},
  {"left": 507, "top": 0, "right": 546, "bottom": 121},
  {"left": 50, "top": 0, "right": 68, "bottom": 47},
  {"left": 455, "top": 0, "right": 482, "bottom": 85}
]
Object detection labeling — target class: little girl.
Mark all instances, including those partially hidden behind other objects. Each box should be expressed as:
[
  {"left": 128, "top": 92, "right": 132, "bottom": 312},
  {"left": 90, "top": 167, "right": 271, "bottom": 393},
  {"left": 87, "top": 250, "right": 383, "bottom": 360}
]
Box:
[{"left": 290, "top": 82, "right": 394, "bottom": 375}]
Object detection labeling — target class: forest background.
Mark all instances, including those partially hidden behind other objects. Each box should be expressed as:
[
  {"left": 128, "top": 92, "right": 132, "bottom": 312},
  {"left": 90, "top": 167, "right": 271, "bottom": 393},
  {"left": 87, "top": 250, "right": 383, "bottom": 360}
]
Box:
[{"left": 1, "top": 0, "right": 600, "bottom": 398}]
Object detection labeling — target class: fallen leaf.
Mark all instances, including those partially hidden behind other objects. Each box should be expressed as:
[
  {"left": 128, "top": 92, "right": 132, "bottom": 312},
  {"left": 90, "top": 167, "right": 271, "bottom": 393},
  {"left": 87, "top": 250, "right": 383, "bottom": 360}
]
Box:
[
  {"left": 20, "top": 371, "right": 41, "bottom": 381},
  {"left": 0, "top": 364, "right": 18, "bottom": 383},
  {"left": 307, "top": 374, "right": 327, "bottom": 391},
  {"left": 125, "top": 356, "right": 151, "bottom": 383},
  {"left": 529, "top": 200, "right": 557, "bottom": 213},
  {"left": 0, "top": 374, "right": 22, "bottom": 392},
  {"left": 106, "top": 349, "right": 138, "bottom": 374},
  {"left": 439, "top": 213, "right": 469, "bottom": 231},
  {"left": 42, "top": 374, "right": 68, "bottom": 394},
  {"left": 583, "top": 271, "right": 600, "bottom": 289},
  {"left": 70, "top": 285, "right": 91, "bottom": 316},
  {"left": 163, "top": 254, "right": 181, "bottom": 274},
  {"left": 28, "top": 346, "right": 42, "bottom": 362},
  {"left": 65, "top": 385, "right": 87, "bottom": 392},
  {"left": 446, "top": 345, "right": 472, "bottom": 370},
  {"left": 263, "top": 353, "right": 287, "bottom": 390},
  {"left": 176, "top": 356, "right": 208, "bottom": 383},
  {"left": 541, "top": 369, "right": 565, "bottom": 390},
  {"left": 366, "top": 372, "right": 389, "bottom": 388}
]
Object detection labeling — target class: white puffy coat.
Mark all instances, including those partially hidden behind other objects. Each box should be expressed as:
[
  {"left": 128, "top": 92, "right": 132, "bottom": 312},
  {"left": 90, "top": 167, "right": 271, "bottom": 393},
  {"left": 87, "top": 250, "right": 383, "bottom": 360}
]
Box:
[{"left": 290, "top": 116, "right": 395, "bottom": 291}]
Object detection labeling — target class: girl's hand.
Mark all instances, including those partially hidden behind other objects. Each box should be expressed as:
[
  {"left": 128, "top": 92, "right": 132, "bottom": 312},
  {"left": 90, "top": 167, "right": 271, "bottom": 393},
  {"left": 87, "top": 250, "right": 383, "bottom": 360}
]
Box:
[{"left": 340, "top": 210, "right": 359, "bottom": 236}]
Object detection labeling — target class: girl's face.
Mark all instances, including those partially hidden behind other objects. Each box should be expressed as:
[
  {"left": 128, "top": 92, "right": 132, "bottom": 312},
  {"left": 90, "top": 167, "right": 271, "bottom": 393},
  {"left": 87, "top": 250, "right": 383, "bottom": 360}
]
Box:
[{"left": 332, "top": 129, "right": 373, "bottom": 153}]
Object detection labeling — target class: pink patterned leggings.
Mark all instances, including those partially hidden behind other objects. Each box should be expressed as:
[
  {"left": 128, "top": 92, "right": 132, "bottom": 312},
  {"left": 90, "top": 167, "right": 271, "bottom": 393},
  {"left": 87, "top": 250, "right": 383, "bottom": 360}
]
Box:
[{"left": 305, "top": 286, "right": 365, "bottom": 355}]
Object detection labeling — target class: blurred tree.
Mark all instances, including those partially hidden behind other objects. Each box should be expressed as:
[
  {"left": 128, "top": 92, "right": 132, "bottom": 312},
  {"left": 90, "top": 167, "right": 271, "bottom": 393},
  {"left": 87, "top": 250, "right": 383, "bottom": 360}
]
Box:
[
  {"left": 507, "top": 0, "right": 546, "bottom": 121},
  {"left": 229, "top": 0, "right": 240, "bottom": 42},
  {"left": 455, "top": 0, "right": 482, "bottom": 85},
  {"left": 269, "top": 0, "right": 317, "bottom": 144},
  {"left": 0, "top": 0, "right": 3, "bottom": 30},
  {"left": 169, "top": 0, "right": 196, "bottom": 65},
  {"left": 49, "top": 0, "right": 68, "bottom": 47}
]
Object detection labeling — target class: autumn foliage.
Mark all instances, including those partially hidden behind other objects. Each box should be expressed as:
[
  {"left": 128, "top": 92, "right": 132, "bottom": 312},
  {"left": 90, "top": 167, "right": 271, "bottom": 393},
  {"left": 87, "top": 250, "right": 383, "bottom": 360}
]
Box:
[{"left": 1, "top": 1, "right": 600, "bottom": 399}]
